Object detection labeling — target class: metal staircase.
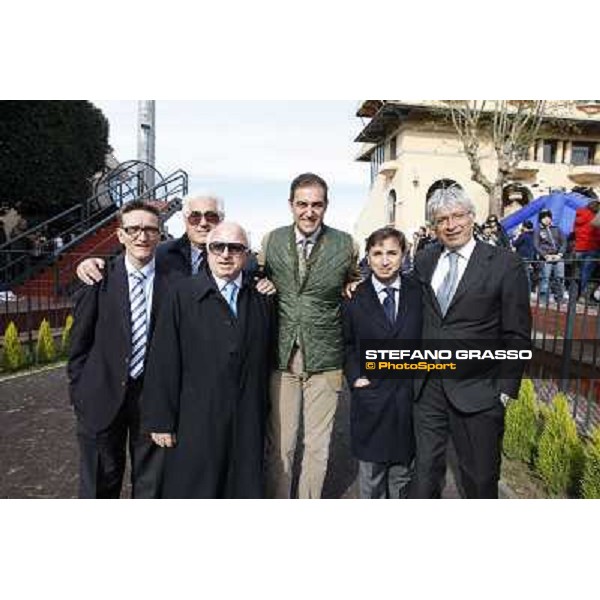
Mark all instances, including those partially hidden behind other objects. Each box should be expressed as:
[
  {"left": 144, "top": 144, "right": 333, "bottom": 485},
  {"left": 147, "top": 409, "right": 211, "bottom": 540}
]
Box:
[{"left": 0, "top": 161, "right": 188, "bottom": 298}]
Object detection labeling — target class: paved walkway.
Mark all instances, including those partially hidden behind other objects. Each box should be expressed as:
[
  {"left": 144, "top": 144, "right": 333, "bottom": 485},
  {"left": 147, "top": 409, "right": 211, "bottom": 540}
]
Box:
[{"left": 0, "top": 366, "right": 461, "bottom": 499}]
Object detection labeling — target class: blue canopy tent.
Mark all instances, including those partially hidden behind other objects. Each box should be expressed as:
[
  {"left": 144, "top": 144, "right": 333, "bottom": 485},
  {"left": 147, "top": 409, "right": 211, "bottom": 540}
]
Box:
[{"left": 500, "top": 192, "right": 590, "bottom": 237}]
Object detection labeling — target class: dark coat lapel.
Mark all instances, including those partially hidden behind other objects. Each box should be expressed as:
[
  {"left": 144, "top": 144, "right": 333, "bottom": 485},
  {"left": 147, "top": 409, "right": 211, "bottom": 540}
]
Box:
[
  {"left": 360, "top": 278, "right": 392, "bottom": 333},
  {"left": 420, "top": 244, "right": 444, "bottom": 317},
  {"left": 150, "top": 262, "right": 169, "bottom": 337},
  {"left": 113, "top": 256, "right": 131, "bottom": 345},
  {"left": 446, "top": 241, "right": 491, "bottom": 312}
]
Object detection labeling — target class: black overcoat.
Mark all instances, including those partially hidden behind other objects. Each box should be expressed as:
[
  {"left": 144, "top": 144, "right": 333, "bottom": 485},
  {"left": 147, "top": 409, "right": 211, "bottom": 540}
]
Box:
[
  {"left": 141, "top": 267, "right": 275, "bottom": 498},
  {"left": 342, "top": 274, "right": 423, "bottom": 464}
]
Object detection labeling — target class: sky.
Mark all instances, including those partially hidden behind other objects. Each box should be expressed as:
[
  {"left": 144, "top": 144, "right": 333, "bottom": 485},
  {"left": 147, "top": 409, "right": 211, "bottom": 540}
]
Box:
[{"left": 92, "top": 101, "right": 371, "bottom": 248}]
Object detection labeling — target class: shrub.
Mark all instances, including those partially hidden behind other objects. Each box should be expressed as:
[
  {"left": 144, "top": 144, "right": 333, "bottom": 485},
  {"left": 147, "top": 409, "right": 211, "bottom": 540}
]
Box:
[
  {"left": 61, "top": 314, "right": 73, "bottom": 357},
  {"left": 503, "top": 378, "right": 540, "bottom": 463},
  {"left": 535, "top": 393, "right": 584, "bottom": 497},
  {"left": 2, "top": 321, "right": 25, "bottom": 371},
  {"left": 36, "top": 318, "right": 56, "bottom": 364},
  {"left": 581, "top": 427, "right": 600, "bottom": 499}
]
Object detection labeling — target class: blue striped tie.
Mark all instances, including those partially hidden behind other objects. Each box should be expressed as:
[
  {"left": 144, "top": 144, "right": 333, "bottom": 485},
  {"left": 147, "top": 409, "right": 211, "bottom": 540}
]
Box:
[{"left": 129, "top": 271, "right": 147, "bottom": 379}]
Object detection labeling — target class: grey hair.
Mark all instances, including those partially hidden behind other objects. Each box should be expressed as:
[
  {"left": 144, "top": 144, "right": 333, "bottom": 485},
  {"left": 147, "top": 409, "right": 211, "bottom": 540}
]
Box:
[
  {"left": 182, "top": 193, "right": 225, "bottom": 218},
  {"left": 426, "top": 185, "right": 475, "bottom": 224}
]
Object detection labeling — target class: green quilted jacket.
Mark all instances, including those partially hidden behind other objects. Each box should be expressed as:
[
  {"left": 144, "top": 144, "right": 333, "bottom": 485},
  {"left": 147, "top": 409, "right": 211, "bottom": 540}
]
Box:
[{"left": 264, "top": 225, "right": 357, "bottom": 373}]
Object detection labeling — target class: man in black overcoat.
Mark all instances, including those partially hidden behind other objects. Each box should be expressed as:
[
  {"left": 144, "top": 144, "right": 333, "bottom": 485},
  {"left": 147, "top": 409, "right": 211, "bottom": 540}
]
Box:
[
  {"left": 68, "top": 201, "right": 168, "bottom": 498},
  {"left": 343, "top": 227, "right": 422, "bottom": 499},
  {"left": 412, "top": 186, "right": 531, "bottom": 499},
  {"left": 142, "top": 222, "right": 275, "bottom": 498}
]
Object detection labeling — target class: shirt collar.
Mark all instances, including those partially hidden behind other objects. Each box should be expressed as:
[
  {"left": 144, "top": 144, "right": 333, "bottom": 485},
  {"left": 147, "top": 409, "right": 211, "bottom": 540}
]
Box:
[
  {"left": 295, "top": 226, "right": 322, "bottom": 246},
  {"left": 213, "top": 272, "right": 243, "bottom": 292},
  {"left": 125, "top": 256, "right": 155, "bottom": 279},
  {"left": 371, "top": 274, "right": 401, "bottom": 295},
  {"left": 190, "top": 244, "right": 204, "bottom": 262},
  {"left": 442, "top": 236, "right": 476, "bottom": 261}
]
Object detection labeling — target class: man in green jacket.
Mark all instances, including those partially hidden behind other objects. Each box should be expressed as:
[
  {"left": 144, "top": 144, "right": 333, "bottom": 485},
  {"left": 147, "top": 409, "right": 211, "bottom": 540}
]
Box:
[{"left": 262, "top": 173, "right": 359, "bottom": 499}]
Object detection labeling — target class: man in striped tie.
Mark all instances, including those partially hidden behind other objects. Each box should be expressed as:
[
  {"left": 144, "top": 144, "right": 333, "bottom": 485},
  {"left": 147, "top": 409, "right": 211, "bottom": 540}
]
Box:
[{"left": 68, "top": 200, "right": 168, "bottom": 498}]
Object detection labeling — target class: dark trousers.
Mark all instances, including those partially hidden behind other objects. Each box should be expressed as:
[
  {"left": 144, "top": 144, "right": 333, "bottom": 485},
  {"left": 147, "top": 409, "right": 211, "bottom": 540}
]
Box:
[
  {"left": 77, "top": 378, "right": 164, "bottom": 499},
  {"left": 413, "top": 378, "right": 505, "bottom": 499}
]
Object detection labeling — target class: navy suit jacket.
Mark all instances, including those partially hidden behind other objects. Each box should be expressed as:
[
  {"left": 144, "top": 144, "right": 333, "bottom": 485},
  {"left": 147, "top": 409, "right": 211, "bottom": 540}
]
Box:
[
  {"left": 342, "top": 274, "right": 422, "bottom": 464},
  {"left": 68, "top": 255, "right": 169, "bottom": 433}
]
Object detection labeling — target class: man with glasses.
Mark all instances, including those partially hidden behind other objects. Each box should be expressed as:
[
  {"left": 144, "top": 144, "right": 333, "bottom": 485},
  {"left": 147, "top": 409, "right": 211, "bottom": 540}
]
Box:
[
  {"left": 77, "top": 194, "right": 224, "bottom": 284},
  {"left": 141, "top": 222, "right": 275, "bottom": 498},
  {"left": 68, "top": 201, "right": 168, "bottom": 498},
  {"left": 412, "top": 187, "right": 530, "bottom": 499},
  {"left": 263, "top": 172, "right": 359, "bottom": 499}
]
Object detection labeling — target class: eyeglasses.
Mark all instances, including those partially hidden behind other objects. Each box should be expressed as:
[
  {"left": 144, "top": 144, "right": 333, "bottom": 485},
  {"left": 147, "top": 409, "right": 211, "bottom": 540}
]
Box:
[
  {"left": 434, "top": 211, "right": 472, "bottom": 228},
  {"left": 208, "top": 242, "right": 248, "bottom": 256},
  {"left": 121, "top": 225, "right": 161, "bottom": 239},
  {"left": 187, "top": 211, "right": 221, "bottom": 226}
]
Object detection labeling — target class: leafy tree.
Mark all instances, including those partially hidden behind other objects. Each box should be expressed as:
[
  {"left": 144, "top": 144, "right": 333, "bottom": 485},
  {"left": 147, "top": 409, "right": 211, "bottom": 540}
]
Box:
[{"left": 0, "top": 101, "right": 110, "bottom": 222}]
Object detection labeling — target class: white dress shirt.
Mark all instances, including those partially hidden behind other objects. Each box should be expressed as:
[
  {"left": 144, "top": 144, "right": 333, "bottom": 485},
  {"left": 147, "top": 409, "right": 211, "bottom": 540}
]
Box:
[
  {"left": 431, "top": 237, "right": 476, "bottom": 296},
  {"left": 214, "top": 272, "right": 243, "bottom": 311},
  {"left": 371, "top": 274, "right": 401, "bottom": 319},
  {"left": 125, "top": 256, "right": 155, "bottom": 325}
]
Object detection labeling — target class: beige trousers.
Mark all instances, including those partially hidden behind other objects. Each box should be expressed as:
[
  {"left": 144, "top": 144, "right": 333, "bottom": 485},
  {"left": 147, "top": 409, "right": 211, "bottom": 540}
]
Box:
[{"left": 266, "top": 347, "right": 342, "bottom": 499}]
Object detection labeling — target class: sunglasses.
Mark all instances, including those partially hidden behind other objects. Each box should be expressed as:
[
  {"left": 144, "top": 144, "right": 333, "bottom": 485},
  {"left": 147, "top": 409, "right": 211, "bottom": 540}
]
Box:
[
  {"left": 186, "top": 211, "right": 221, "bottom": 226},
  {"left": 208, "top": 242, "right": 248, "bottom": 256},
  {"left": 121, "top": 225, "right": 161, "bottom": 239}
]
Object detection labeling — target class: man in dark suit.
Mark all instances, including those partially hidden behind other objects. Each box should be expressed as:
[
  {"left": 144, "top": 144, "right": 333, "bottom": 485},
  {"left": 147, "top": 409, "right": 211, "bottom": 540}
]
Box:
[
  {"left": 413, "top": 186, "right": 531, "bottom": 499},
  {"left": 141, "top": 222, "right": 275, "bottom": 498},
  {"left": 343, "top": 227, "right": 422, "bottom": 499},
  {"left": 68, "top": 201, "right": 168, "bottom": 498}
]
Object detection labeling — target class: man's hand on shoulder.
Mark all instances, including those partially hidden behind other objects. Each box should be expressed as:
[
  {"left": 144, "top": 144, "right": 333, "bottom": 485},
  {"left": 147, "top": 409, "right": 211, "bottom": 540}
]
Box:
[
  {"left": 343, "top": 280, "right": 362, "bottom": 299},
  {"left": 77, "top": 257, "right": 106, "bottom": 285},
  {"left": 256, "top": 277, "right": 277, "bottom": 296}
]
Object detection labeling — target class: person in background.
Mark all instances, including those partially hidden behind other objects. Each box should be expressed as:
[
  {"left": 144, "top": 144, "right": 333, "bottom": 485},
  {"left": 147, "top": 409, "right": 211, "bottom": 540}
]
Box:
[
  {"left": 534, "top": 208, "right": 567, "bottom": 303},
  {"left": 513, "top": 220, "right": 536, "bottom": 293},
  {"left": 484, "top": 214, "right": 511, "bottom": 249},
  {"left": 573, "top": 200, "right": 600, "bottom": 300}
]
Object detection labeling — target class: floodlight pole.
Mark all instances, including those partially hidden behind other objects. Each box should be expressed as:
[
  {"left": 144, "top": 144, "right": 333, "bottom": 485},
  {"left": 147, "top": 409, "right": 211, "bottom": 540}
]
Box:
[{"left": 137, "top": 100, "right": 156, "bottom": 193}]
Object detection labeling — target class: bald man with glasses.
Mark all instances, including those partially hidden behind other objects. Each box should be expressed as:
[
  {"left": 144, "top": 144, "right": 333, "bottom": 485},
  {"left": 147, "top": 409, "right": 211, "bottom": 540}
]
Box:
[{"left": 141, "top": 222, "right": 275, "bottom": 498}]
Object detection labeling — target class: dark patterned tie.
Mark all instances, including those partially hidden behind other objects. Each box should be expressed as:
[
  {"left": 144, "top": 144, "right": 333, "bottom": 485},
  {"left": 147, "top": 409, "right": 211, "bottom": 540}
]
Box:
[{"left": 383, "top": 287, "right": 396, "bottom": 325}]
